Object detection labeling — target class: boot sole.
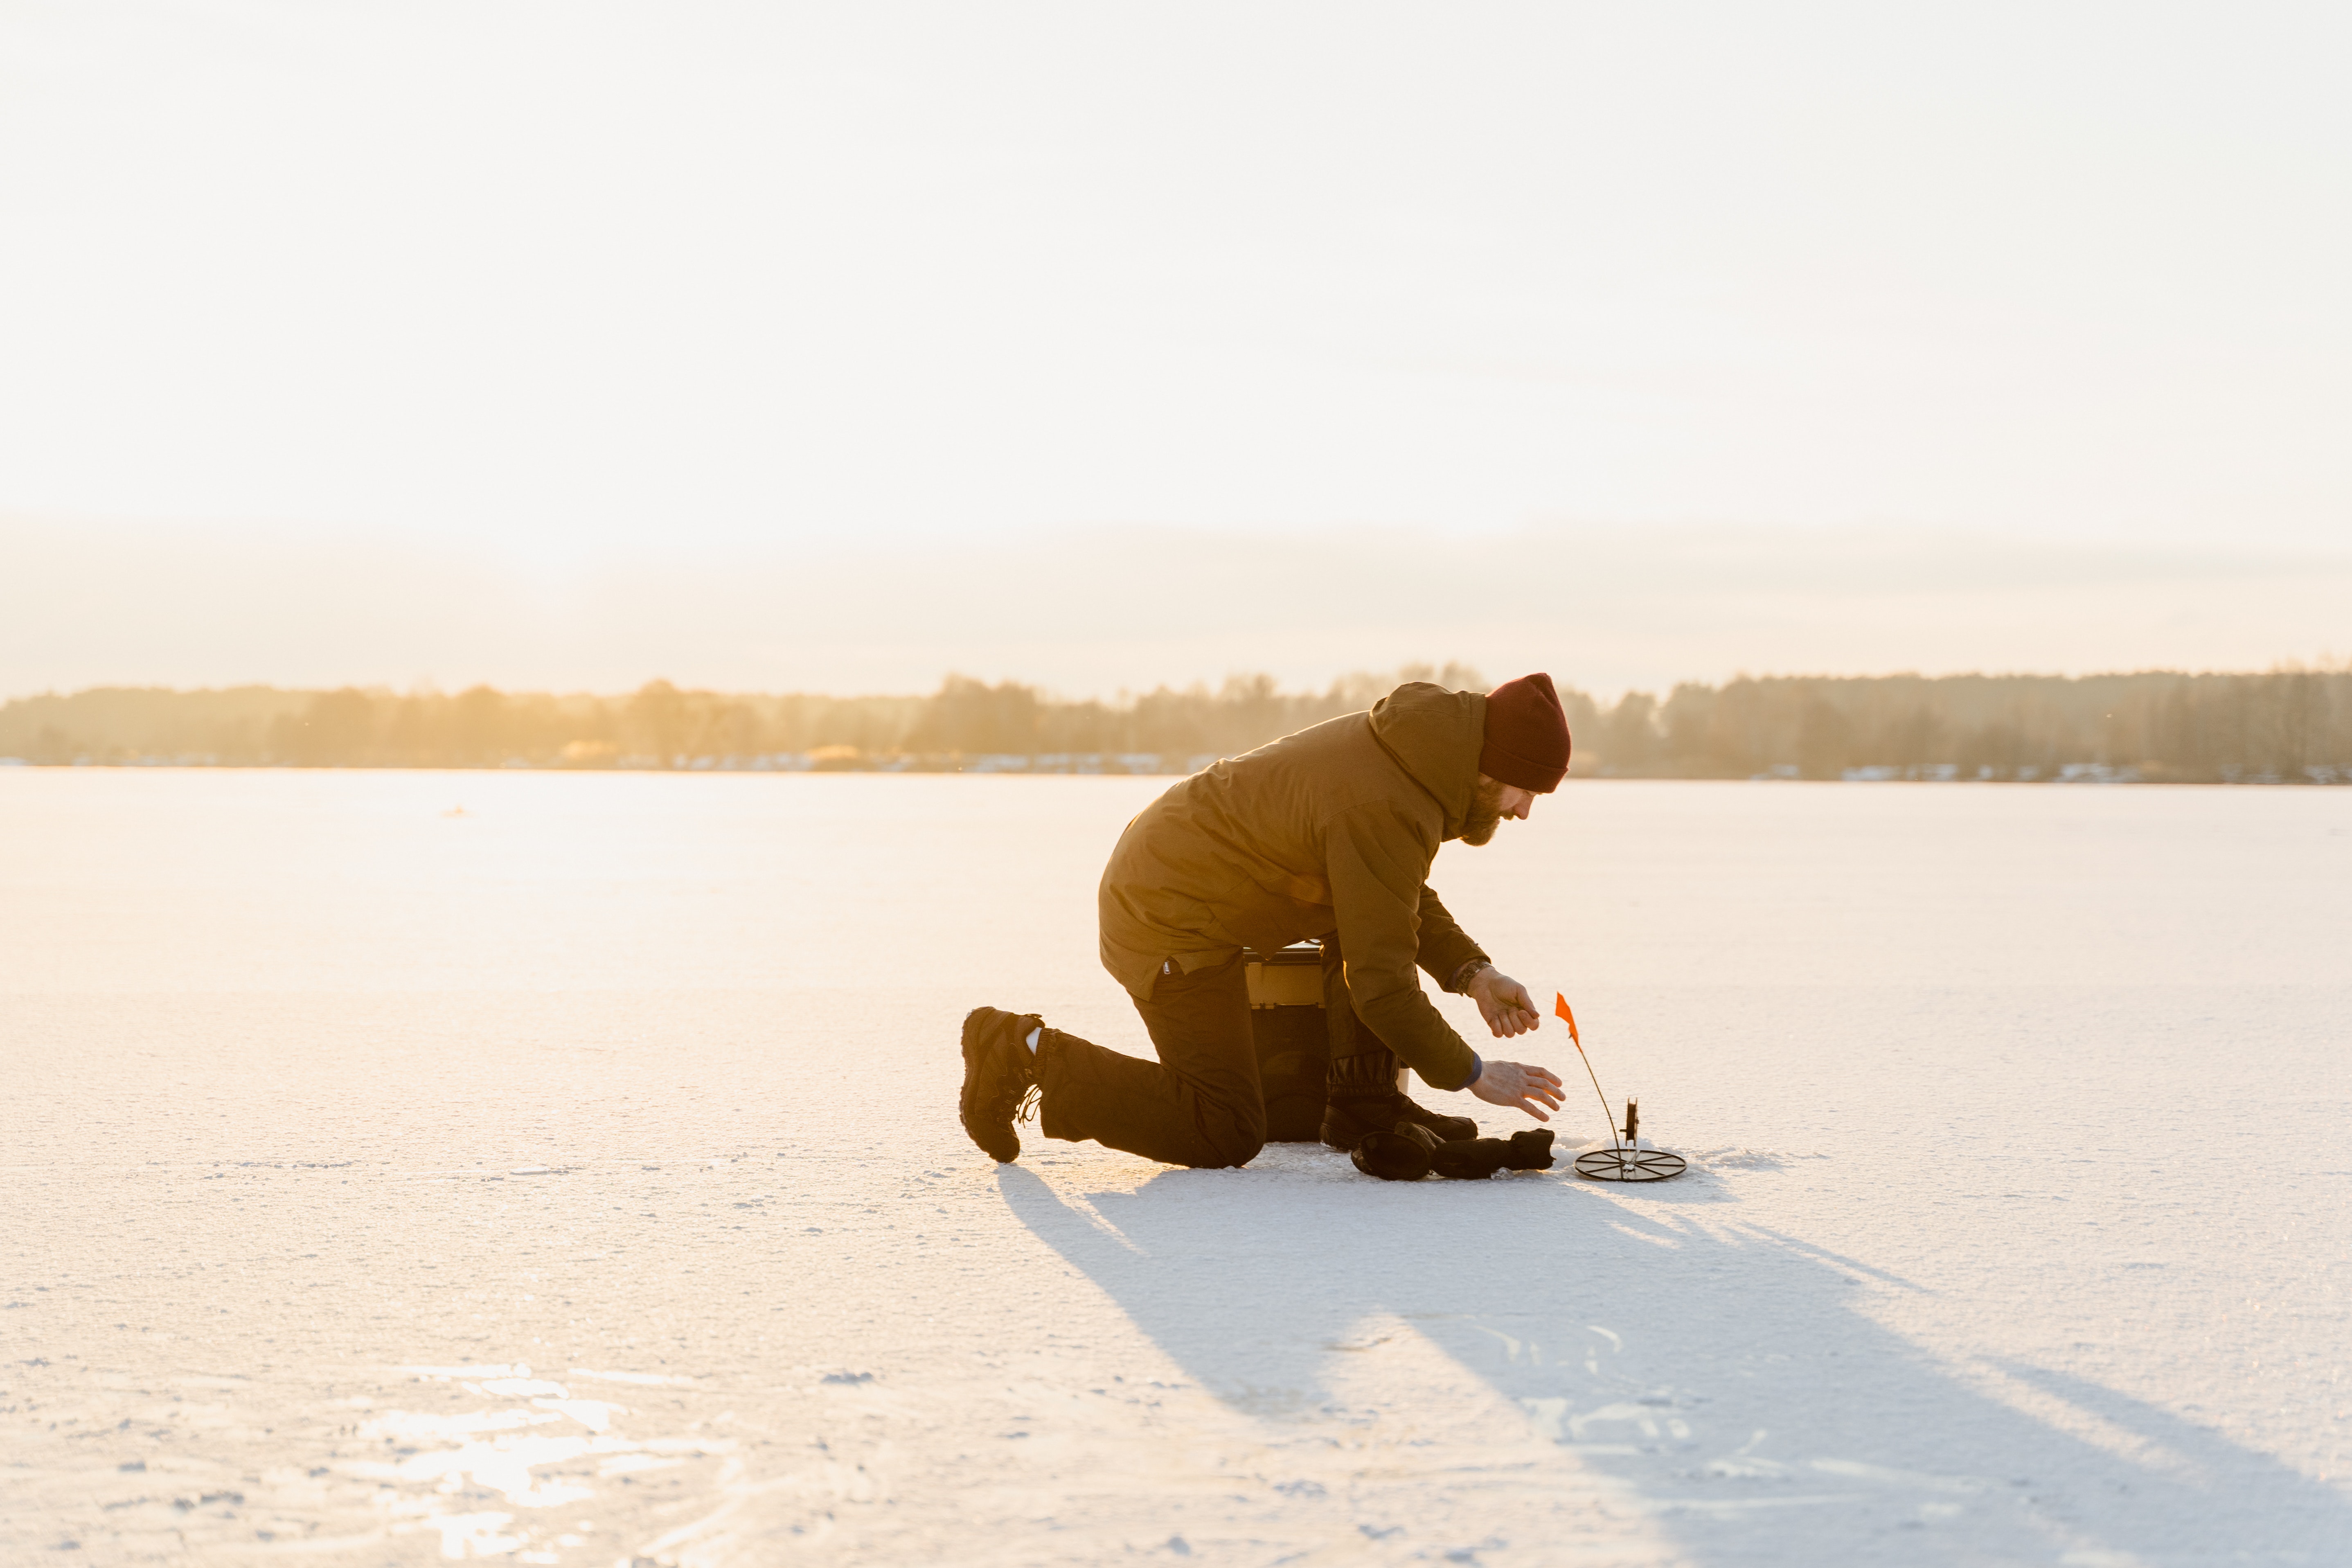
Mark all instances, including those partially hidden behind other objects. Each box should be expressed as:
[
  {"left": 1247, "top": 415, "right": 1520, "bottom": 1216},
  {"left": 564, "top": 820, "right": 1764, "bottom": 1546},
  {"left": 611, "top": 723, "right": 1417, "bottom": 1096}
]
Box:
[{"left": 958, "top": 1007, "right": 1023, "bottom": 1163}]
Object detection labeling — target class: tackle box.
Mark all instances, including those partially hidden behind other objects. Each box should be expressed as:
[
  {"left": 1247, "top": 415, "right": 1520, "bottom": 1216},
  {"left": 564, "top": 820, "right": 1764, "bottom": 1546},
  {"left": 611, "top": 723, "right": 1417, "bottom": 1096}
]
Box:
[{"left": 1245, "top": 942, "right": 1329, "bottom": 1142}]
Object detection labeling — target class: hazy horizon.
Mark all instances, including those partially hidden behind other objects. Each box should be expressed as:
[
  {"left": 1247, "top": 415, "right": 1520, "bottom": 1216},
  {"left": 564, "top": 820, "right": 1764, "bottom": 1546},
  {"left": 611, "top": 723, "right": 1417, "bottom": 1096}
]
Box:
[
  {"left": 11, "top": 664, "right": 2344, "bottom": 787},
  {"left": 9, "top": 648, "right": 2352, "bottom": 708},
  {"left": 8, "top": 516, "right": 2348, "bottom": 704}
]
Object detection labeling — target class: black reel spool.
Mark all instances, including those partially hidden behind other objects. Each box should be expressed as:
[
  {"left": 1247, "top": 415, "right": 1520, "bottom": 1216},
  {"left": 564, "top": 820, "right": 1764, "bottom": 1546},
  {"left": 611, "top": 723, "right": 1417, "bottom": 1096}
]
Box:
[{"left": 1570, "top": 1098, "right": 1688, "bottom": 1183}]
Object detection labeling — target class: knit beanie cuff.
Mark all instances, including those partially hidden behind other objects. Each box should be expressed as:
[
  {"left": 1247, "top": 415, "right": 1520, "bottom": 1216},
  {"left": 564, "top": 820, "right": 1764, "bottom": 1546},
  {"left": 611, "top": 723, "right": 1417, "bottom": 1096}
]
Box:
[{"left": 1478, "top": 740, "right": 1568, "bottom": 794}]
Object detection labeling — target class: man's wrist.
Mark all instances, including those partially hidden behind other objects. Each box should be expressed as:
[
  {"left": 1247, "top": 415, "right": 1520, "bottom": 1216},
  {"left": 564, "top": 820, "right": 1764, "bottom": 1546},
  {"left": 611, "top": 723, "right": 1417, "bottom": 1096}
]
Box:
[{"left": 1451, "top": 958, "right": 1493, "bottom": 994}]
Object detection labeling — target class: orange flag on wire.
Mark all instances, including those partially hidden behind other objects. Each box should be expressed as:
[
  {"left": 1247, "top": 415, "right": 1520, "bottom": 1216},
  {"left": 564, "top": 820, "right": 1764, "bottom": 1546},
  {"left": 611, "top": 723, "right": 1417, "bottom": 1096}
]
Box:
[{"left": 1554, "top": 992, "right": 1580, "bottom": 1045}]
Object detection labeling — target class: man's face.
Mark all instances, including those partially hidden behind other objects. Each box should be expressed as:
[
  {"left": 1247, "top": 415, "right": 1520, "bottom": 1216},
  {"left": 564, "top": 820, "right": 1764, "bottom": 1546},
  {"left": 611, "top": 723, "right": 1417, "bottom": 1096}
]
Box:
[{"left": 1461, "top": 775, "right": 1536, "bottom": 846}]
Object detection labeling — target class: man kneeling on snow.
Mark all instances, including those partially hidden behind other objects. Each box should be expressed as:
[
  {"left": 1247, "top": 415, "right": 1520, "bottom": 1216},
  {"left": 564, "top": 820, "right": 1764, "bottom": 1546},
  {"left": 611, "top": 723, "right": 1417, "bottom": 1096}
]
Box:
[{"left": 957, "top": 674, "right": 1570, "bottom": 1170}]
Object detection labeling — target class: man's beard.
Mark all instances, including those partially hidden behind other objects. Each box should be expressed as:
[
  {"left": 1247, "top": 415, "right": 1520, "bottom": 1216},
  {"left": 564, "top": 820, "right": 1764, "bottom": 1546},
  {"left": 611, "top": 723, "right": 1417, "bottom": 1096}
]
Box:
[{"left": 1460, "top": 778, "right": 1506, "bottom": 846}]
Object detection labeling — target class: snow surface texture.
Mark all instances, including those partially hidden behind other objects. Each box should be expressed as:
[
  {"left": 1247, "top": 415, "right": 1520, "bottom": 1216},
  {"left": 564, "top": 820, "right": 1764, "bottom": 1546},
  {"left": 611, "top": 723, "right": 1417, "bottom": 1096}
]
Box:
[{"left": 3, "top": 771, "right": 2348, "bottom": 1566}]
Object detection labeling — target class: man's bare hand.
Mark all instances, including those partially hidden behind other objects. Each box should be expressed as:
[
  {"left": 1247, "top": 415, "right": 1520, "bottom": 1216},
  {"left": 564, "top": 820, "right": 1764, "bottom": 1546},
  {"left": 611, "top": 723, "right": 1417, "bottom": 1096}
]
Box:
[
  {"left": 1469, "top": 1059, "right": 1566, "bottom": 1121},
  {"left": 1467, "top": 968, "right": 1543, "bottom": 1038}
]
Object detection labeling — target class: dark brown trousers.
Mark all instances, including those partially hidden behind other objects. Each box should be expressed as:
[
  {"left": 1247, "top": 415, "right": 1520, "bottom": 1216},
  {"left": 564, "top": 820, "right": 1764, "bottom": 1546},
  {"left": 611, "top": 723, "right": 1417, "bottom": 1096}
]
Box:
[
  {"left": 1035, "top": 952, "right": 1268, "bottom": 1169},
  {"left": 1034, "top": 935, "right": 1410, "bottom": 1169}
]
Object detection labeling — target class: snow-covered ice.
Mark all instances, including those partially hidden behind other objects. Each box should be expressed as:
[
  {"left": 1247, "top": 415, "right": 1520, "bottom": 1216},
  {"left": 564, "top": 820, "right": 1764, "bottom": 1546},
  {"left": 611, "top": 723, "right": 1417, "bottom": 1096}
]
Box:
[{"left": 3, "top": 770, "right": 2347, "bottom": 1565}]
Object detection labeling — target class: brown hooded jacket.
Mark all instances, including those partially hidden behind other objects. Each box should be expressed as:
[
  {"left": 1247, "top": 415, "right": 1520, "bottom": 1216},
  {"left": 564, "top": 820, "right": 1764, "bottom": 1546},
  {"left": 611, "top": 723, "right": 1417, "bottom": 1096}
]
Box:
[{"left": 1097, "top": 682, "right": 1492, "bottom": 1089}]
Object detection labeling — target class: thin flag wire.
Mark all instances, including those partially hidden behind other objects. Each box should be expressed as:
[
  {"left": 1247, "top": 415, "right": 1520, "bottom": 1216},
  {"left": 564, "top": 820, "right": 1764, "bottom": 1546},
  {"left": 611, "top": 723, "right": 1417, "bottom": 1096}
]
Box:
[
  {"left": 1553, "top": 994, "right": 1618, "bottom": 1144},
  {"left": 1554, "top": 992, "right": 1687, "bottom": 1183}
]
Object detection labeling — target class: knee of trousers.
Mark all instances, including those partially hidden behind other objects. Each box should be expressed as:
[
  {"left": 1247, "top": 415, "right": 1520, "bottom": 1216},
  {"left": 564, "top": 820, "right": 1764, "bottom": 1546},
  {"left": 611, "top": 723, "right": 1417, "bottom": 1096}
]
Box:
[
  {"left": 1196, "top": 1107, "right": 1267, "bottom": 1170},
  {"left": 1194, "top": 1133, "right": 1265, "bottom": 1171}
]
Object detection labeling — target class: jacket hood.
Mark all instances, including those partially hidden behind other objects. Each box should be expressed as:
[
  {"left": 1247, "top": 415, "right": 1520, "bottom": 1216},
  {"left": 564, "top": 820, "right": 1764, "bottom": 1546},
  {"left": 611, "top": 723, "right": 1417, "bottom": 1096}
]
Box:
[{"left": 1367, "top": 682, "right": 1487, "bottom": 838}]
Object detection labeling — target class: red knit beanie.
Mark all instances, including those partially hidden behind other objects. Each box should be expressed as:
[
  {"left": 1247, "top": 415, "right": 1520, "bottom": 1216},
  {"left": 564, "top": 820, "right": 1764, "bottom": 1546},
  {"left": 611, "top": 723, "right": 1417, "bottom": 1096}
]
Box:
[{"left": 1479, "top": 673, "right": 1572, "bottom": 793}]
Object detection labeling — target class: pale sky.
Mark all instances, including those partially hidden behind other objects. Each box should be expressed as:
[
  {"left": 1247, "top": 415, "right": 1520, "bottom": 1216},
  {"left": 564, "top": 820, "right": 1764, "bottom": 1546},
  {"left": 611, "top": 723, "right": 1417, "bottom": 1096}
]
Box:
[{"left": 3, "top": 1, "right": 2347, "bottom": 698}]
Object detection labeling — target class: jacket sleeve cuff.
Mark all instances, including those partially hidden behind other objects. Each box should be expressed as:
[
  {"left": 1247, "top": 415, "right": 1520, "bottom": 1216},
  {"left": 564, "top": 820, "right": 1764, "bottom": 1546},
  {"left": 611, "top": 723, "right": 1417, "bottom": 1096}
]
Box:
[
  {"left": 1443, "top": 955, "right": 1493, "bottom": 994},
  {"left": 1419, "top": 941, "right": 1490, "bottom": 991},
  {"left": 1458, "top": 1053, "right": 1484, "bottom": 1091}
]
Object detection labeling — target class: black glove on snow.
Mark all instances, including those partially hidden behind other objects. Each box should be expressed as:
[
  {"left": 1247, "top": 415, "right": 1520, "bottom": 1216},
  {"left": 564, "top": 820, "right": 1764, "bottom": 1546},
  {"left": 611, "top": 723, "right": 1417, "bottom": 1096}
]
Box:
[
  {"left": 1350, "top": 1124, "right": 1437, "bottom": 1181},
  {"left": 1431, "top": 1129, "right": 1556, "bottom": 1180},
  {"left": 1354, "top": 1126, "right": 1556, "bottom": 1181}
]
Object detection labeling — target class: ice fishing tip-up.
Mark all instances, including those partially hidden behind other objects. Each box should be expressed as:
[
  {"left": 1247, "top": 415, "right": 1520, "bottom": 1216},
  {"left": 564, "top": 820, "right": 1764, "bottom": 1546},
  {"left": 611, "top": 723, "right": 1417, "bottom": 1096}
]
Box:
[{"left": 1553, "top": 992, "right": 1687, "bottom": 1183}]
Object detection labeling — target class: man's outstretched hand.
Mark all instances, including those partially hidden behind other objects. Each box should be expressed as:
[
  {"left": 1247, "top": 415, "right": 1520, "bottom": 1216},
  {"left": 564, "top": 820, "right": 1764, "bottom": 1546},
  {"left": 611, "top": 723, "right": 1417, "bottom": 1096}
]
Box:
[
  {"left": 1467, "top": 968, "right": 1543, "bottom": 1038},
  {"left": 1469, "top": 1059, "right": 1566, "bottom": 1121},
  {"left": 1461, "top": 968, "right": 1563, "bottom": 1119}
]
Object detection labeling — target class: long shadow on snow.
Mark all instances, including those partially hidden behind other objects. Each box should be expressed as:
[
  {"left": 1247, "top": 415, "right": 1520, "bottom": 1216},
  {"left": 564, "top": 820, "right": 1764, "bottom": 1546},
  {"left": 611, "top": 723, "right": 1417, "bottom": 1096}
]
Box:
[{"left": 998, "top": 1157, "right": 2345, "bottom": 1566}]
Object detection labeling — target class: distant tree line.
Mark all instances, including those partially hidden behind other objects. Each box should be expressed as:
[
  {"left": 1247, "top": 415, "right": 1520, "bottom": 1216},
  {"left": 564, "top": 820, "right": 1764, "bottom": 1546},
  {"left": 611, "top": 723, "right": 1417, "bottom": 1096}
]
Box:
[
  {"left": 2, "top": 663, "right": 2345, "bottom": 782},
  {"left": 1586, "top": 668, "right": 2350, "bottom": 782},
  {"left": 0, "top": 665, "right": 1479, "bottom": 773}
]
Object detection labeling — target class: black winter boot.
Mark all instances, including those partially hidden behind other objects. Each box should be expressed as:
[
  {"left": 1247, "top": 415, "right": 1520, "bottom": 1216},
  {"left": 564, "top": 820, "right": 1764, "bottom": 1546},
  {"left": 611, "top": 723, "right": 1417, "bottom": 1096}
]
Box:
[
  {"left": 1321, "top": 1049, "right": 1478, "bottom": 1149},
  {"left": 1317, "top": 935, "right": 1480, "bottom": 1147},
  {"left": 959, "top": 1007, "right": 1041, "bottom": 1163},
  {"left": 1320, "top": 1050, "right": 1403, "bottom": 1151},
  {"left": 1351, "top": 1123, "right": 1437, "bottom": 1181}
]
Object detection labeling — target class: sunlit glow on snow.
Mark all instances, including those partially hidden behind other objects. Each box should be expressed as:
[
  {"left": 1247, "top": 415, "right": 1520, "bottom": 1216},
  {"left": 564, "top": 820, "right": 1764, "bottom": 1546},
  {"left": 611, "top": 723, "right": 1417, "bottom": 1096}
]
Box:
[{"left": 355, "top": 1363, "right": 738, "bottom": 1560}]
